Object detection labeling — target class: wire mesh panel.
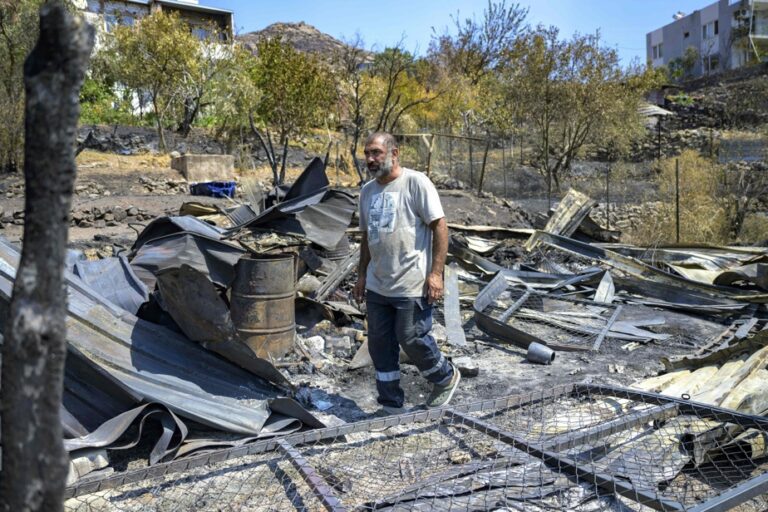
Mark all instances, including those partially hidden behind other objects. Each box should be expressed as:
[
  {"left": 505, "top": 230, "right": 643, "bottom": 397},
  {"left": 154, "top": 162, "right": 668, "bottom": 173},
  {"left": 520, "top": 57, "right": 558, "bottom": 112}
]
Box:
[{"left": 65, "top": 385, "right": 768, "bottom": 512}]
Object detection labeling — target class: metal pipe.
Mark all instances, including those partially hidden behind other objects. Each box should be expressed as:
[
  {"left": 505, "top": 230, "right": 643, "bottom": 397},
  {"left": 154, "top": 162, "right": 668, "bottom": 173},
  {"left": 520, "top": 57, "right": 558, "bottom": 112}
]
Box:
[{"left": 527, "top": 342, "right": 555, "bottom": 364}]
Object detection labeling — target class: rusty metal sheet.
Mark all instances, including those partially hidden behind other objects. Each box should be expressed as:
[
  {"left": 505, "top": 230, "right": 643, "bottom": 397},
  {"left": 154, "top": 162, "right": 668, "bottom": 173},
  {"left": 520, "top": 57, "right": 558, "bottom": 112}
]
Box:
[{"left": 525, "top": 189, "right": 597, "bottom": 251}]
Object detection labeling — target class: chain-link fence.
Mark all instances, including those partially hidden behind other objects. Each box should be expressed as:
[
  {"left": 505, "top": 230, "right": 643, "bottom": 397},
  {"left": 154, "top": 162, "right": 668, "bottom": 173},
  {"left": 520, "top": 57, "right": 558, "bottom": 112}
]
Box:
[
  {"left": 396, "top": 132, "right": 530, "bottom": 198},
  {"left": 65, "top": 384, "right": 768, "bottom": 511},
  {"left": 392, "top": 127, "right": 768, "bottom": 246}
]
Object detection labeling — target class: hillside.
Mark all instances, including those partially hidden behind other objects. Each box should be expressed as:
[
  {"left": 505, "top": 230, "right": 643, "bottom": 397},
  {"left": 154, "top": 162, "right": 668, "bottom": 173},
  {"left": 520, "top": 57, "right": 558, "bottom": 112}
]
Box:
[{"left": 238, "top": 21, "right": 359, "bottom": 59}]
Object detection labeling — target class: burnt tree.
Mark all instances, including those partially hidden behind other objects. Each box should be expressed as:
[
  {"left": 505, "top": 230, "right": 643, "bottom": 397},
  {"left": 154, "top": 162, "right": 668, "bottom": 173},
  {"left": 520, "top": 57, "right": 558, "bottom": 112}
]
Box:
[{"left": 0, "top": 3, "right": 93, "bottom": 511}]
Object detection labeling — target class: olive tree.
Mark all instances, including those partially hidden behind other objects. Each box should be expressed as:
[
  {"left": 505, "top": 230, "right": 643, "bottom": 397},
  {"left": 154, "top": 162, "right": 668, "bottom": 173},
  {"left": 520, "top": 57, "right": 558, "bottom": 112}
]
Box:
[
  {"left": 102, "top": 11, "right": 198, "bottom": 150},
  {"left": 250, "top": 36, "right": 336, "bottom": 185}
]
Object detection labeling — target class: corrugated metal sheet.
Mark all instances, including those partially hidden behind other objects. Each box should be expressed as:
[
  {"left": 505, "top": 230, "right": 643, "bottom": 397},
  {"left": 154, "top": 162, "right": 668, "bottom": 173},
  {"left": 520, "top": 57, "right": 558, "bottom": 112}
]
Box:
[{"left": 0, "top": 237, "right": 317, "bottom": 463}]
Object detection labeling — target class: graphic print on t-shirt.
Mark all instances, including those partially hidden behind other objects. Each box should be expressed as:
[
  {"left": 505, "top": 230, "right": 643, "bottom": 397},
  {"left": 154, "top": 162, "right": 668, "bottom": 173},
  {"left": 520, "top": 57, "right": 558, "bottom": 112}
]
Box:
[{"left": 367, "top": 191, "right": 399, "bottom": 244}]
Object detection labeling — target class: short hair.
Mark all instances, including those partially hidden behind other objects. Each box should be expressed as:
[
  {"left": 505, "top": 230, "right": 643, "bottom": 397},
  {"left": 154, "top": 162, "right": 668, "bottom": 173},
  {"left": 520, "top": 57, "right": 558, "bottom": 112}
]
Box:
[{"left": 365, "top": 132, "right": 398, "bottom": 152}]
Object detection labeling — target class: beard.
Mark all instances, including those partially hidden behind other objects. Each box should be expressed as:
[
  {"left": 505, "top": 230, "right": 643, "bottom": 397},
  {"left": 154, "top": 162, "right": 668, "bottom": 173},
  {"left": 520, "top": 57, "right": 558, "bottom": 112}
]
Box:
[{"left": 370, "top": 152, "right": 394, "bottom": 179}]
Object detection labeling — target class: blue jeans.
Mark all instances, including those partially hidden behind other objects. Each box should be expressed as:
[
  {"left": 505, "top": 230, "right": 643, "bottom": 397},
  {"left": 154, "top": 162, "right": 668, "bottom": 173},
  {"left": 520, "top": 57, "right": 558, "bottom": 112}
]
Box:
[{"left": 366, "top": 290, "right": 453, "bottom": 408}]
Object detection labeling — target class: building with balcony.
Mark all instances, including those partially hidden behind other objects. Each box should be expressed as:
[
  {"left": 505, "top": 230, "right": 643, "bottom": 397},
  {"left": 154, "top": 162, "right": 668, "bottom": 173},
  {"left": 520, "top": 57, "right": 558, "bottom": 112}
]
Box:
[
  {"left": 646, "top": 0, "right": 768, "bottom": 77},
  {"left": 75, "top": 0, "right": 234, "bottom": 44}
]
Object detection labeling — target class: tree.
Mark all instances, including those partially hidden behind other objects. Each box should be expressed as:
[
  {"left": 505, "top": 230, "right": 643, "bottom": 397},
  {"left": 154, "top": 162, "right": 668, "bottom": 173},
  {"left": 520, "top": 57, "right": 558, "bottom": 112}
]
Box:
[
  {"left": 0, "top": 0, "right": 48, "bottom": 172},
  {"left": 428, "top": 0, "right": 528, "bottom": 85},
  {"left": 176, "top": 26, "right": 236, "bottom": 137},
  {"left": 103, "top": 11, "right": 198, "bottom": 150},
  {"left": 250, "top": 36, "right": 335, "bottom": 185},
  {"left": 367, "top": 45, "right": 438, "bottom": 133},
  {"left": 0, "top": 3, "right": 93, "bottom": 510},
  {"left": 205, "top": 44, "right": 259, "bottom": 144},
  {"left": 333, "top": 34, "right": 371, "bottom": 181},
  {"left": 510, "top": 27, "right": 649, "bottom": 194},
  {"left": 668, "top": 46, "right": 699, "bottom": 81}
]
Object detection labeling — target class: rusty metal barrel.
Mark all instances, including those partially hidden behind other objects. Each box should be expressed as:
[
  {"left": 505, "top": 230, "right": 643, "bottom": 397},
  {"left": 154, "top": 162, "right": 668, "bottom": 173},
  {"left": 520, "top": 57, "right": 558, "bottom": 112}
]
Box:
[{"left": 230, "top": 253, "right": 296, "bottom": 359}]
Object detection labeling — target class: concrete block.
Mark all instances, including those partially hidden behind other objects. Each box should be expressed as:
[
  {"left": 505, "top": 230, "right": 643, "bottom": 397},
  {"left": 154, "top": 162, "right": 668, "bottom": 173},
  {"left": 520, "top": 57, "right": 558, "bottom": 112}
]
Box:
[{"left": 171, "top": 154, "right": 235, "bottom": 182}]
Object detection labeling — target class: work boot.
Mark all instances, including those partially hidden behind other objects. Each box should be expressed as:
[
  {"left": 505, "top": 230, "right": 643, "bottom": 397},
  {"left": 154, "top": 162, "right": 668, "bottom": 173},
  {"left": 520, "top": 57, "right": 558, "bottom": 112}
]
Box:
[{"left": 426, "top": 364, "right": 461, "bottom": 408}]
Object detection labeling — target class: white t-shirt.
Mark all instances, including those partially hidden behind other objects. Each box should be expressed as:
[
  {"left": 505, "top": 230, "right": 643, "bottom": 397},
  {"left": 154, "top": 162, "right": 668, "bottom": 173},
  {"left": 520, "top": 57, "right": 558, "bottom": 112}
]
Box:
[{"left": 359, "top": 168, "right": 445, "bottom": 297}]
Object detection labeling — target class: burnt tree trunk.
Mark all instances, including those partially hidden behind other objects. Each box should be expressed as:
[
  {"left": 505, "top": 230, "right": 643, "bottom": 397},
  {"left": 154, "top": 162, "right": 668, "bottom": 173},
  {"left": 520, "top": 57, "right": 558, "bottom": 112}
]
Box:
[{"left": 0, "top": 4, "right": 93, "bottom": 512}]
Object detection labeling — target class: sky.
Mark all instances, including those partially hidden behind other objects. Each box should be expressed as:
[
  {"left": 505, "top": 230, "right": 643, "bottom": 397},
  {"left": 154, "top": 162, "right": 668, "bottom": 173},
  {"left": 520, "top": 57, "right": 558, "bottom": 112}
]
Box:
[{"left": 202, "top": 0, "right": 711, "bottom": 65}]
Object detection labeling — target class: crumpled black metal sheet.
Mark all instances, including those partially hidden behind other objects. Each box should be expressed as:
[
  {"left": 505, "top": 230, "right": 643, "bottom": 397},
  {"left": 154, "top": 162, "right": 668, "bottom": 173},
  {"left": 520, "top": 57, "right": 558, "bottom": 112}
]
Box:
[
  {"left": 73, "top": 255, "right": 149, "bottom": 314},
  {"left": 225, "top": 159, "right": 355, "bottom": 250},
  {"left": 130, "top": 231, "right": 245, "bottom": 289},
  {"left": 156, "top": 264, "right": 293, "bottom": 390},
  {"left": 0, "top": 236, "right": 318, "bottom": 465},
  {"left": 132, "top": 215, "right": 225, "bottom": 252}
]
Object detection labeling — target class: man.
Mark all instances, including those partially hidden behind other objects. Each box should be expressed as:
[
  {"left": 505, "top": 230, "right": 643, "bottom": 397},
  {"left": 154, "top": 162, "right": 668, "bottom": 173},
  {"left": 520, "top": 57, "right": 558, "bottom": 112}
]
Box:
[{"left": 353, "top": 132, "right": 460, "bottom": 415}]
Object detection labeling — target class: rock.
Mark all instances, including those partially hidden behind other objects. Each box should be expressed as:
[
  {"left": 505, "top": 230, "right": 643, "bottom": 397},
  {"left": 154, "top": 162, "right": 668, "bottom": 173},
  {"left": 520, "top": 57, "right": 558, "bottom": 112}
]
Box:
[
  {"left": 431, "top": 322, "right": 448, "bottom": 344},
  {"left": 103, "top": 213, "right": 115, "bottom": 222},
  {"left": 608, "top": 363, "right": 625, "bottom": 374},
  {"left": 449, "top": 450, "right": 471, "bottom": 464},
  {"left": 78, "top": 220, "right": 93, "bottom": 228},
  {"left": 340, "top": 327, "right": 365, "bottom": 342},
  {"left": 326, "top": 335, "right": 352, "bottom": 352},
  {"left": 127, "top": 207, "right": 139, "bottom": 216},
  {"left": 296, "top": 274, "right": 323, "bottom": 295},
  {"left": 453, "top": 356, "right": 479, "bottom": 378},
  {"left": 112, "top": 208, "right": 127, "bottom": 222},
  {"left": 94, "top": 220, "right": 106, "bottom": 229},
  {"left": 304, "top": 335, "right": 325, "bottom": 353}
]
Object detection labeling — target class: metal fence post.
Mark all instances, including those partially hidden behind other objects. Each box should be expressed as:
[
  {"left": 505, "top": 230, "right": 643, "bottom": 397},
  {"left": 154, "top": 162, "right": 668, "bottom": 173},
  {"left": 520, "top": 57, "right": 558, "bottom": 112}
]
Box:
[
  {"left": 657, "top": 118, "right": 662, "bottom": 162},
  {"left": 468, "top": 136, "right": 474, "bottom": 187},
  {"left": 605, "top": 165, "right": 610, "bottom": 231},
  {"left": 477, "top": 136, "right": 491, "bottom": 196},
  {"left": 502, "top": 139, "right": 508, "bottom": 198},
  {"left": 675, "top": 158, "right": 681, "bottom": 244}
]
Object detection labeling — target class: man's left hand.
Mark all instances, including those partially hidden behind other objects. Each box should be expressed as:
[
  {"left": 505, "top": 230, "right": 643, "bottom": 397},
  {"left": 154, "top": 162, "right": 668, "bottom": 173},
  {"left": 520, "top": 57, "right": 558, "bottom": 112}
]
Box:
[{"left": 426, "top": 272, "right": 444, "bottom": 304}]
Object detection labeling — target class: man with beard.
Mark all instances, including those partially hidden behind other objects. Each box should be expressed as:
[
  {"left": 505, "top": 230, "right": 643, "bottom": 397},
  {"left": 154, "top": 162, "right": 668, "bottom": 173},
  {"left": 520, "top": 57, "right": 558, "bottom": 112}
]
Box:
[{"left": 353, "top": 132, "right": 459, "bottom": 416}]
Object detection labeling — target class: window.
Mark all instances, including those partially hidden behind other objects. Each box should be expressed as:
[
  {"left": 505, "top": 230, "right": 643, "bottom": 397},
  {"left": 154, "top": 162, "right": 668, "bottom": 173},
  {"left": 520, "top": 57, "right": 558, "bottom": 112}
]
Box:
[
  {"left": 715, "top": 20, "right": 719, "bottom": 35},
  {"left": 703, "top": 21, "right": 718, "bottom": 39},
  {"left": 684, "top": 31, "right": 690, "bottom": 38},
  {"left": 652, "top": 43, "right": 664, "bottom": 60},
  {"left": 704, "top": 54, "right": 720, "bottom": 72},
  {"left": 192, "top": 26, "right": 211, "bottom": 40},
  {"left": 104, "top": 14, "right": 118, "bottom": 33},
  {"left": 105, "top": 13, "right": 135, "bottom": 32}
]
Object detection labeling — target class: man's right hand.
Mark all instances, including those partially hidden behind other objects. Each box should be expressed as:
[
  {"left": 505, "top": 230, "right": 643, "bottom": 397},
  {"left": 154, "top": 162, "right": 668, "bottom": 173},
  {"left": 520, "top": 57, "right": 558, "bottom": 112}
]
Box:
[{"left": 353, "top": 277, "right": 366, "bottom": 302}]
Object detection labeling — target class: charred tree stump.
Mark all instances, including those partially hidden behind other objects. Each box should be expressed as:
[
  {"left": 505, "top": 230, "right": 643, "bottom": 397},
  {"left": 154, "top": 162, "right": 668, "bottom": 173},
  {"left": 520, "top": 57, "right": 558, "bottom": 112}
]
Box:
[{"left": 0, "top": 4, "right": 93, "bottom": 511}]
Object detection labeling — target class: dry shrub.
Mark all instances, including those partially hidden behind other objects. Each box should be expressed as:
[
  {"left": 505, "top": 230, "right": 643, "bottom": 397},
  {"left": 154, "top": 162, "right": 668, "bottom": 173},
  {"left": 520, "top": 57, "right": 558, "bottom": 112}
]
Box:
[
  {"left": 631, "top": 150, "right": 730, "bottom": 245},
  {"left": 737, "top": 214, "right": 768, "bottom": 245}
]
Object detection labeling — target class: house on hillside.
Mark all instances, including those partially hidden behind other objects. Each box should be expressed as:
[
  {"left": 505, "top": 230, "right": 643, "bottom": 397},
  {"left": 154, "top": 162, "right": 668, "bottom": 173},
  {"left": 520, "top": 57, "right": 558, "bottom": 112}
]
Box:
[
  {"left": 646, "top": 0, "right": 768, "bottom": 77},
  {"left": 75, "top": 0, "right": 234, "bottom": 44}
]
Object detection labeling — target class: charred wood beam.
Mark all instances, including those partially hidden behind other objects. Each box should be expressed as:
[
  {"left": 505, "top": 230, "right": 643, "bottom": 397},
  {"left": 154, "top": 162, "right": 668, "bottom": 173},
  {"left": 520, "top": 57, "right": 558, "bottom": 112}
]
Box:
[
  {"left": 276, "top": 439, "right": 347, "bottom": 512},
  {"left": 0, "top": 4, "right": 93, "bottom": 512}
]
